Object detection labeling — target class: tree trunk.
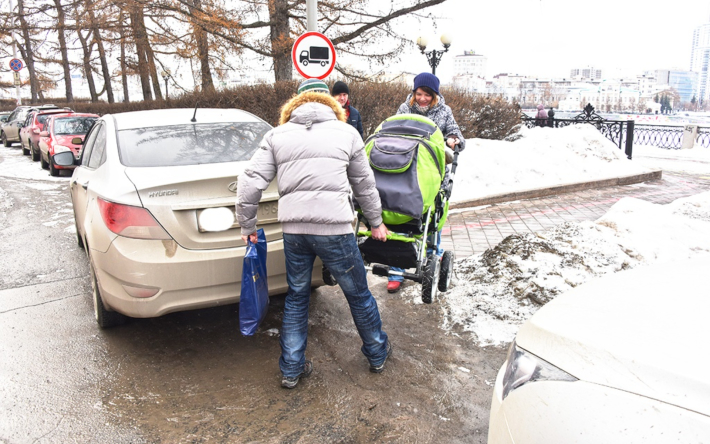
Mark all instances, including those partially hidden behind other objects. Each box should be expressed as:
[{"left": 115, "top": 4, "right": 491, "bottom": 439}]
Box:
[
  {"left": 77, "top": 29, "right": 99, "bottom": 102},
  {"left": 86, "top": 0, "right": 114, "bottom": 103},
  {"left": 119, "top": 10, "right": 129, "bottom": 102},
  {"left": 269, "top": 0, "right": 292, "bottom": 81},
  {"left": 187, "top": 0, "right": 215, "bottom": 92},
  {"left": 128, "top": 5, "right": 152, "bottom": 101},
  {"left": 144, "top": 38, "right": 163, "bottom": 100},
  {"left": 16, "top": 0, "right": 39, "bottom": 103},
  {"left": 53, "top": 0, "right": 73, "bottom": 102},
  {"left": 129, "top": 5, "right": 162, "bottom": 100}
]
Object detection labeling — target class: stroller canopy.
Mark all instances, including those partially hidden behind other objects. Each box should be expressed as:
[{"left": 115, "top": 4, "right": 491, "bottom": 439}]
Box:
[{"left": 364, "top": 114, "right": 446, "bottom": 226}]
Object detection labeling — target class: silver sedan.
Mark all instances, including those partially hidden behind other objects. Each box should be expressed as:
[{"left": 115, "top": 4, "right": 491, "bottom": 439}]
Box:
[{"left": 55, "top": 108, "right": 322, "bottom": 327}]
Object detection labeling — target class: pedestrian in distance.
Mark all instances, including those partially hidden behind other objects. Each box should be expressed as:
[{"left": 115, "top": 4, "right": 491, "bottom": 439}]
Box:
[
  {"left": 547, "top": 106, "right": 555, "bottom": 127},
  {"left": 386, "top": 72, "right": 466, "bottom": 293},
  {"left": 236, "top": 78, "right": 392, "bottom": 389},
  {"left": 332, "top": 80, "right": 364, "bottom": 139},
  {"left": 535, "top": 104, "right": 548, "bottom": 127}
]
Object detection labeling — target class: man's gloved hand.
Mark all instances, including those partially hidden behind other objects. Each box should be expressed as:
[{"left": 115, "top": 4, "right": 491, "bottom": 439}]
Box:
[
  {"left": 446, "top": 137, "right": 460, "bottom": 149},
  {"left": 371, "top": 223, "right": 389, "bottom": 242}
]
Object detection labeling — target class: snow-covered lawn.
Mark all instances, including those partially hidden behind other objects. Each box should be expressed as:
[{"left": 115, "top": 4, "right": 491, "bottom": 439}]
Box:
[
  {"left": 451, "top": 124, "right": 657, "bottom": 205},
  {"left": 431, "top": 126, "right": 710, "bottom": 346}
]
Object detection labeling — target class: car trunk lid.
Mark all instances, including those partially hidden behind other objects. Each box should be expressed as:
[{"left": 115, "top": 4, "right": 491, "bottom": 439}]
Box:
[{"left": 125, "top": 162, "right": 280, "bottom": 250}]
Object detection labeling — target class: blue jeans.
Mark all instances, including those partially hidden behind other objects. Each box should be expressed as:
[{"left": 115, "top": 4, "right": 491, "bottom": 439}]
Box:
[
  {"left": 280, "top": 233, "right": 389, "bottom": 378},
  {"left": 389, "top": 230, "right": 443, "bottom": 282}
]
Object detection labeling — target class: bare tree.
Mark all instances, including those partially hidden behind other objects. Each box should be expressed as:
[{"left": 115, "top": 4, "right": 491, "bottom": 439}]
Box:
[
  {"left": 85, "top": 0, "right": 115, "bottom": 102},
  {"left": 52, "top": 0, "right": 73, "bottom": 102},
  {"left": 153, "top": 0, "right": 450, "bottom": 82}
]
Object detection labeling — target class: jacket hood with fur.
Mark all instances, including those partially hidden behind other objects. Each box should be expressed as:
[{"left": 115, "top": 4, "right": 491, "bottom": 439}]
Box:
[{"left": 279, "top": 92, "right": 346, "bottom": 126}]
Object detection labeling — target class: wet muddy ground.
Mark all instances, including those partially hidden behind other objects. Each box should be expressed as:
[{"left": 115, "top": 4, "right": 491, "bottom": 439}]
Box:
[
  {"left": 0, "top": 152, "right": 506, "bottom": 443},
  {"left": 94, "top": 284, "right": 505, "bottom": 444}
]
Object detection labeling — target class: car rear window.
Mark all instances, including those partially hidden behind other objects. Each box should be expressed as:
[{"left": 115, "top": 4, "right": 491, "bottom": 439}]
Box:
[
  {"left": 54, "top": 117, "right": 97, "bottom": 135},
  {"left": 117, "top": 122, "right": 271, "bottom": 167},
  {"left": 37, "top": 114, "right": 55, "bottom": 125}
]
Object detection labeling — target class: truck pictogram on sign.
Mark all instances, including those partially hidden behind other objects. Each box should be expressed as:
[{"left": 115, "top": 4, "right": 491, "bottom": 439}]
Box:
[{"left": 299, "top": 46, "right": 330, "bottom": 67}]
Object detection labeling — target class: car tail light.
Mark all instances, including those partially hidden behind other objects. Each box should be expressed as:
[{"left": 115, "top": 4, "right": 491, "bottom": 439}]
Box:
[{"left": 98, "top": 198, "right": 171, "bottom": 240}]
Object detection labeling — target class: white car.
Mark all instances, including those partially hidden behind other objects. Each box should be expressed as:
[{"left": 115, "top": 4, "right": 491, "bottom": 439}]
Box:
[
  {"left": 488, "top": 257, "right": 710, "bottom": 443},
  {"left": 53, "top": 108, "right": 324, "bottom": 328}
]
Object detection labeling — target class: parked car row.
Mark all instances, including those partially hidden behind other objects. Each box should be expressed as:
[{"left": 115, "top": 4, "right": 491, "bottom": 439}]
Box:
[{"left": 0, "top": 104, "right": 99, "bottom": 176}]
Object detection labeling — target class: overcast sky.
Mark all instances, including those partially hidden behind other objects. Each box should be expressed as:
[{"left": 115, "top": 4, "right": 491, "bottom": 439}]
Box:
[{"left": 383, "top": 0, "right": 710, "bottom": 83}]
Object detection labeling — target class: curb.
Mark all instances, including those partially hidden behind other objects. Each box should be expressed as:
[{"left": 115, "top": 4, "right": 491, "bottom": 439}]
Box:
[{"left": 449, "top": 169, "right": 663, "bottom": 209}]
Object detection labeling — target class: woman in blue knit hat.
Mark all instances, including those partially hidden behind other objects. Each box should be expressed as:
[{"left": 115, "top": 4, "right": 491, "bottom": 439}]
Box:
[{"left": 386, "top": 72, "right": 465, "bottom": 293}]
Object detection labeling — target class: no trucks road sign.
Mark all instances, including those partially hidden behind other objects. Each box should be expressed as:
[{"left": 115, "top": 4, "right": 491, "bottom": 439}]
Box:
[
  {"left": 291, "top": 32, "right": 336, "bottom": 80},
  {"left": 9, "top": 58, "right": 23, "bottom": 72}
]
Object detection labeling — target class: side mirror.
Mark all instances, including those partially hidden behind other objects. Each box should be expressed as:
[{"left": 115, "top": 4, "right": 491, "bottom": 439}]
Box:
[
  {"left": 52, "top": 151, "right": 76, "bottom": 167},
  {"left": 71, "top": 137, "right": 83, "bottom": 145},
  {"left": 33, "top": 128, "right": 40, "bottom": 135}
]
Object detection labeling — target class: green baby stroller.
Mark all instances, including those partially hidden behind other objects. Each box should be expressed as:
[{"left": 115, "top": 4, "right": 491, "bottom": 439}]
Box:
[{"left": 354, "top": 114, "right": 460, "bottom": 303}]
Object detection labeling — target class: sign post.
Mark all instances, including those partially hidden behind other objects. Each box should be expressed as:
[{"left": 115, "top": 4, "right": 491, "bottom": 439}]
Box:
[
  {"left": 291, "top": 32, "right": 336, "bottom": 80},
  {"left": 8, "top": 0, "right": 22, "bottom": 105},
  {"left": 306, "top": 0, "right": 317, "bottom": 32}
]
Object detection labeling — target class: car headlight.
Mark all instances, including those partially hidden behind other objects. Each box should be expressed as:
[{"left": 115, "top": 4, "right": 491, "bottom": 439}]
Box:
[
  {"left": 54, "top": 145, "right": 71, "bottom": 153},
  {"left": 501, "top": 341, "right": 578, "bottom": 400}
]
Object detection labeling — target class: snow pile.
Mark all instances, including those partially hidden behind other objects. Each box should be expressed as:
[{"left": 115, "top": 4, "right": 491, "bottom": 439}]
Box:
[
  {"left": 441, "top": 191, "right": 710, "bottom": 346},
  {"left": 451, "top": 124, "right": 655, "bottom": 204}
]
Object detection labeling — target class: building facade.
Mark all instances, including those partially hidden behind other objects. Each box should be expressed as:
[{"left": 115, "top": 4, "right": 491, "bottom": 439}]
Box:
[
  {"left": 452, "top": 50, "right": 487, "bottom": 78},
  {"left": 570, "top": 66, "right": 603, "bottom": 81},
  {"left": 656, "top": 70, "right": 699, "bottom": 103},
  {"left": 451, "top": 50, "right": 488, "bottom": 93},
  {"left": 690, "top": 22, "right": 710, "bottom": 101}
]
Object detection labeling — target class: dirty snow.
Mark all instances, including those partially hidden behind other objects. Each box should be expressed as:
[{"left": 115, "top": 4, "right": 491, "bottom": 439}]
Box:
[
  {"left": 0, "top": 186, "right": 12, "bottom": 211},
  {"left": 0, "top": 146, "right": 68, "bottom": 182},
  {"left": 451, "top": 124, "right": 656, "bottom": 204},
  {"left": 633, "top": 142, "right": 710, "bottom": 175},
  {"left": 442, "top": 191, "right": 710, "bottom": 346}
]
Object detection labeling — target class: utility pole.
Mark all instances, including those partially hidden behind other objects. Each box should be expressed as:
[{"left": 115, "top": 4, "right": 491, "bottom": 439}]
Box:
[
  {"left": 9, "top": 0, "right": 21, "bottom": 105},
  {"left": 306, "top": 0, "right": 317, "bottom": 32}
]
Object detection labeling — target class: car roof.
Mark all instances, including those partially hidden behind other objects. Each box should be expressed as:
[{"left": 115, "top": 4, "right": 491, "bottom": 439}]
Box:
[
  {"left": 51, "top": 113, "right": 99, "bottom": 118},
  {"left": 35, "top": 108, "right": 73, "bottom": 116},
  {"left": 111, "top": 108, "right": 266, "bottom": 131}
]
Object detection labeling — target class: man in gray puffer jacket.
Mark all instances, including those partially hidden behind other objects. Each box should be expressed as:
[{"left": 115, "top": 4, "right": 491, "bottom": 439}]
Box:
[{"left": 237, "top": 79, "right": 391, "bottom": 389}]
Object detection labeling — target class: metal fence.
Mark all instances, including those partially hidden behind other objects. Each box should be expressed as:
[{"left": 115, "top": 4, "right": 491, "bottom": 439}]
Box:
[
  {"left": 522, "top": 104, "right": 634, "bottom": 159},
  {"left": 632, "top": 125, "right": 684, "bottom": 149},
  {"left": 524, "top": 104, "right": 710, "bottom": 152}
]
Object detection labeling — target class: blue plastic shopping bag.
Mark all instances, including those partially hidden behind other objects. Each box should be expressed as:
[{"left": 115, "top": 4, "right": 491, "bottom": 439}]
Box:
[{"left": 239, "top": 228, "right": 269, "bottom": 336}]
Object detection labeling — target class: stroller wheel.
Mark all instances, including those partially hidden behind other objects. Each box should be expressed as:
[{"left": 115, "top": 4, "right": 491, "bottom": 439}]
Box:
[
  {"left": 421, "top": 254, "right": 440, "bottom": 304},
  {"left": 322, "top": 266, "right": 338, "bottom": 286},
  {"left": 438, "top": 251, "right": 453, "bottom": 292}
]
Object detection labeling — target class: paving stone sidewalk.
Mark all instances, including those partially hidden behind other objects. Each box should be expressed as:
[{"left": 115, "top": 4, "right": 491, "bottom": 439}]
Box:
[{"left": 441, "top": 172, "right": 710, "bottom": 259}]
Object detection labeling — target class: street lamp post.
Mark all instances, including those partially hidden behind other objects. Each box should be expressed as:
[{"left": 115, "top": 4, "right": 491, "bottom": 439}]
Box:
[
  {"left": 416, "top": 34, "right": 452, "bottom": 76},
  {"left": 161, "top": 69, "right": 171, "bottom": 100}
]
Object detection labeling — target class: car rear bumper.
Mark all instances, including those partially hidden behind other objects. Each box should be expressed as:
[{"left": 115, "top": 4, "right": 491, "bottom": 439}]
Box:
[{"left": 91, "top": 236, "right": 323, "bottom": 318}]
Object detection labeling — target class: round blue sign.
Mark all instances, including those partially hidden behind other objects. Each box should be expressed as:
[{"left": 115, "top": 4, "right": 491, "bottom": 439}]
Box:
[{"left": 9, "top": 59, "right": 23, "bottom": 72}]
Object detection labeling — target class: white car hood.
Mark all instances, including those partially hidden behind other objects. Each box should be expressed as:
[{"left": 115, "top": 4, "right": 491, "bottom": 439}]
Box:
[{"left": 517, "top": 257, "right": 710, "bottom": 417}]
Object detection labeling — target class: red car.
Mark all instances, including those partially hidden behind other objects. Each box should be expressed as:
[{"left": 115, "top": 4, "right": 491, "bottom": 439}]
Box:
[
  {"left": 19, "top": 108, "right": 73, "bottom": 159},
  {"left": 39, "top": 113, "right": 99, "bottom": 176}
]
